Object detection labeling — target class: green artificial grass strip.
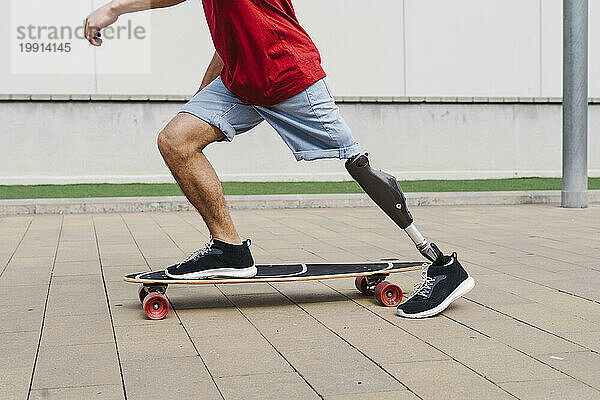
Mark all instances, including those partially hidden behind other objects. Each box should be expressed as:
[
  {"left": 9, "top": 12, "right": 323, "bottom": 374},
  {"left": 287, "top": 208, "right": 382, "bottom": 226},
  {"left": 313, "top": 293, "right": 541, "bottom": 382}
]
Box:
[{"left": 0, "top": 178, "right": 598, "bottom": 199}]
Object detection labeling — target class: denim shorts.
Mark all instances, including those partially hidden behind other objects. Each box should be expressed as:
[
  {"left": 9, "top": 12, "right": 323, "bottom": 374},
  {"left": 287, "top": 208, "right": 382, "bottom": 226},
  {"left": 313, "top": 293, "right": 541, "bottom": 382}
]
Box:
[{"left": 179, "top": 77, "right": 361, "bottom": 161}]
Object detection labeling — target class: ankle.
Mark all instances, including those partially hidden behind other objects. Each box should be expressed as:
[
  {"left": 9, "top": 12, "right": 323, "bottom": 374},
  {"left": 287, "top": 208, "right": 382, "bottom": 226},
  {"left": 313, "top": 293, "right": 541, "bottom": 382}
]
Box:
[{"left": 212, "top": 236, "right": 243, "bottom": 246}]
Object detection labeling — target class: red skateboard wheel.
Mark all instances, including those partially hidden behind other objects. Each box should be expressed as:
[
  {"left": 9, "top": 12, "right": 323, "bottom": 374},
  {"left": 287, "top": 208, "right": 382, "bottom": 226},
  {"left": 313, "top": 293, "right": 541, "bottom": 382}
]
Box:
[
  {"left": 142, "top": 292, "right": 169, "bottom": 320},
  {"left": 374, "top": 282, "right": 403, "bottom": 307},
  {"left": 355, "top": 276, "right": 375, "bottom": 296}
]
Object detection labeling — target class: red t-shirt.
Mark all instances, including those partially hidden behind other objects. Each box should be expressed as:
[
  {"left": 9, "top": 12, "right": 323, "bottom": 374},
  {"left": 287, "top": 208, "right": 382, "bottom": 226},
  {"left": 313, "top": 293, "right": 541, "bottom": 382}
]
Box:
[{"left": 201, "top": 0, "right": 326, "bottom": 106}]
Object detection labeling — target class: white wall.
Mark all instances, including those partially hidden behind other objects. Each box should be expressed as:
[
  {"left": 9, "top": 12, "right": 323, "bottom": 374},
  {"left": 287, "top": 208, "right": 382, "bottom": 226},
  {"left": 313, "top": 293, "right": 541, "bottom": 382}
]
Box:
[
  {"left": 0, "top": 101, "right": 598, "bottom": 184},
  {"left": 404, "top": 1, "right": 541, "bottom": 97},
  {"left": 2, "top": 0, "right": 599, "bottom": 97}
]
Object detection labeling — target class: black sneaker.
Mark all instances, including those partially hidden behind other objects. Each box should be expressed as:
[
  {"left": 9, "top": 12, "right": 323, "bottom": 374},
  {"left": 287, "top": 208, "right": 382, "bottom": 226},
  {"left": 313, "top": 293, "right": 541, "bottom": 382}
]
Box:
[
  {"left": 165, "top": 238, "right": 256, "bottom": 279},
  {"left": 397, "top": 252, "right": 474, "bottom": 318}
]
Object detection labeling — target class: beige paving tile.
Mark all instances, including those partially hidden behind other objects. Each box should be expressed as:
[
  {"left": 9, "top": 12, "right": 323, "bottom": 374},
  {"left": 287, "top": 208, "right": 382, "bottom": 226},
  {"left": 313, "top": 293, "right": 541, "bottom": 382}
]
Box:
[
  {"left": 98, "top": 244, "right": 142, "bottom": 257},
  {"left": 0, "top": 331, "right": 39, "bottom": 369},
  {"left": 0, "top": 305, "right": 44, "bottom": 333},
  {"left": 136, "top": 246, "right": 183, "bottom": 260},
  {"left": 452, "top": 341, "right": 566, "bottom": 383},
  {"left": 267, "top": 248, "right": 326, "bottom": 263},
  {"left": 176, "top": 301, "right": 237, "bottom": 319},
  {"left": 168, "top": 286, "right": 232, "bottom": 309},
  {"left": 29, "top": 385, "right": 125, "bottom": 400},
  {"left": 217, "top": 372, "right": 320, "bottom": 400},
  {"left": 105, "top": 280, "right": 140, "bottom": 301},
  {"left": 0, "top": 269, "right": 51, "bottom": 287},
  {"left": 492, "top": 262, "right": 571, "bottom": 282},
  {"left": 192, "top": 331, "right": 293, "bottom": 377},
  {"left": 50, "top": 273, "right": 105, "bottom": 291},
  {"left": 32, "top": 343, "right": 122, "bottom": 389},
  {"left": 393, "top": 315, "right": 493, "bottom": 345},
  {"left": 46, "top": 279, "right": 109, "bottom": 316},
  {"left": 245, "top": 312, "right": 341, "bottom": 351},
  {"left": 559, "top": 330, "right": 600, "bottom": 352},
  {"left": 55, "top": 244, "right": 99, "bottom": 262},
  {"left": 499, "top": 379, "right": 600, "bottom": 400},
  {"left": 335, "top": 325, "right": 449, "bottom": 364},
  {"left": 0, "top": 283, "right": 48, "bottom": 308},
  {"left": 218, "top": 282, "right": 279, "bottom": 296},
  {"left": 59, "top": 229, "right": 96, "bottom": 243},
  {"left": 523, "top": 246, "right": 598, "bottom": 265},
  {"left": 441, "top": 300, "right": 511, "bottom": 322},
  {"left": 182, "top": 309, "right": 257, "bottom": 339},
  {"left": 316, "top": 251, "right": 371, "bottom": 262},
  {"left": 271, "top": 280, "right": 348, "bottom": 305},
  {"left": 281, "top": 345, "right": 406, "bottom": 397},
  {"left": 535, "top": 351, "right": 600, "bottom": 389},
  {"left": 1, "top": 367, "right": 34, "bottom": 400},
  {"left": 463, "top": 282, "right": 535, "bottom": 306},
  {"left": 12, "top": 246, "right": 58, "bottom": 259},
  {"left": 324, "top": 391, "right": 419, "bottom": 400},
  {"left": 95, "top": 235, "right": 136, "bottom": 246},
  {"left": 492, "top": 303, "right": 600, "bottom": 333},
  {"left": 100, "top": 253, "right": 147, "bottom": 267},
  {"left": 267, "top": 329, "right": 343, "bottom": 353},
  {"left": 0, "top": 259, "right": 54, "bottom": 286},
  {"left": 399, "top": 325, "right": 561, "bottom": 382},
  {"left": 103, "top": 265, "right": 148, "bottom": 282},
  {"left": 529, "top": 292, "right": 600, "bottom": 324},
  {"left": 53, "top": 260, "right": 101, "bottom": 276},
  {"left": 465, "top": 319, "right": 585, "bottom": 355},
  {"left": 40, "top": 314, "right": 114, "bottom": 346},
  {"left": 115, "top": 324, "right": 197, "bottom": 361},
  {"left": 142, "top": 258, "right": 175, "bottom": 270},
  {"left": 121, "top": 357, "right": 221, "bottom": 400},
  {"left": 385, "top": 359, "right": 514, "bottom": 400},
  {"left": 516, "top": 256, "right": 590, "bottom": 272},
  {"left": 225, "top": 292, "right": 296, "bottom": 310},
  {"left": 1, "top": 256, "right": 55, "bottom": 271}
]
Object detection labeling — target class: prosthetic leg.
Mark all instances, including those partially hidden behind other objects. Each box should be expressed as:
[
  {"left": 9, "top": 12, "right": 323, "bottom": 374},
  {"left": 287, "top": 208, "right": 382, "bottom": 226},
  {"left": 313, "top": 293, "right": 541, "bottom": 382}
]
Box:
[{"left": 346, "top": 153, "right": 450, "bottom": 265}]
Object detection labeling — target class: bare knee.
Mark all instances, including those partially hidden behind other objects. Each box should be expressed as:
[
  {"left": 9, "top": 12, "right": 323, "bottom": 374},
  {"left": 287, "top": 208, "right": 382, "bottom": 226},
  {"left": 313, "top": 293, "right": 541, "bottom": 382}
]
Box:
[
  {"left": 157, "top": 126, "right": 192, "bottom": 161},
  {"left": 157, "top": 114, "right": 223, "bottom": 160}
]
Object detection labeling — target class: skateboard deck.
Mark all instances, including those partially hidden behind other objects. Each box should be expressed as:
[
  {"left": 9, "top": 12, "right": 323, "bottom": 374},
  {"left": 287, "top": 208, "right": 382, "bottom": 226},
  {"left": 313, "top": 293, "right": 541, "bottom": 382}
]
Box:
[{"left": 125, "top": 261, "right": 428, "bottom": 320}]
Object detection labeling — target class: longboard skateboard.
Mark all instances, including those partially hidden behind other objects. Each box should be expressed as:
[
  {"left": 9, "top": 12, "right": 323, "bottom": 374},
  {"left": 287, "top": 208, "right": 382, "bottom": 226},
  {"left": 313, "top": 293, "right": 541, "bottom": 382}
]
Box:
[{"left": 125, "top": 261, "right": 428, "bottom": 320}]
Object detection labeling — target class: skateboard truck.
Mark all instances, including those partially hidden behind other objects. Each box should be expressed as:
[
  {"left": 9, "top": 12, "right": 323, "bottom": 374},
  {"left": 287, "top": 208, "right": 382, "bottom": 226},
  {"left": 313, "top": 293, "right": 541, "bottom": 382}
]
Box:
[{"left": 355, "top": 273, "right": 387, "bottom": 294}]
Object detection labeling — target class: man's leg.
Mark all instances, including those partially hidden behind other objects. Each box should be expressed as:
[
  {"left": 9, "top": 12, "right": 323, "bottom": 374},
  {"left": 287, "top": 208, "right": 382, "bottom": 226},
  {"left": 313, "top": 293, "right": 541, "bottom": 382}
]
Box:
[
  {"left": 158, "top": 77, "right": 263, "bottom": 279},
  {"left": 158, "top": 112, "right": 256, "bottom": 279},
  {"left": 345, "top": 154, "right": 474, "bottom": 318},
  {"left": 157, "top": 112, "right": 241, "bottom": 245},
  {"left": 256, "top": 78, "right": 473, "bottom": 317}
]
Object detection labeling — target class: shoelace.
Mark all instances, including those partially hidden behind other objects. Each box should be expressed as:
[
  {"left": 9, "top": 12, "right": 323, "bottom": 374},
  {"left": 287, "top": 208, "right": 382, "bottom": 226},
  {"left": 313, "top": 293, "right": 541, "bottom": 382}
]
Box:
[
  {"left": 175, "top": 239, "right": 214, "bottom": 269},
  {"left": 409, "top": 269, "right": 436, "bottom": 298}
]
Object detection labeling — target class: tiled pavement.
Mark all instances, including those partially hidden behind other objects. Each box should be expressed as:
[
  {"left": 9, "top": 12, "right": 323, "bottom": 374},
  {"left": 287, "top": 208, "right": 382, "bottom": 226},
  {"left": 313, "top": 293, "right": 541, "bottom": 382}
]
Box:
[{"left": 1, "top": 204, "right": 600, "bottom": 400}]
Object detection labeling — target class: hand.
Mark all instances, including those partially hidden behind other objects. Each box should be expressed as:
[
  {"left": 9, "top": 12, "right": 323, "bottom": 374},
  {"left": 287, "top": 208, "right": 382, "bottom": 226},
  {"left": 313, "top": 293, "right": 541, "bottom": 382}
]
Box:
[{"left": 84, "top": 3, "right": 120, "bottom": 46}]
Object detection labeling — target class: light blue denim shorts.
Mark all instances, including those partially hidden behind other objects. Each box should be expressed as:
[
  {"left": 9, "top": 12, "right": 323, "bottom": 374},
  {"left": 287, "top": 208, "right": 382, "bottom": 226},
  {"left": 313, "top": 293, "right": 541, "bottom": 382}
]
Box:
[{"left": 179, "top": 77, "right": 360, "bottom": 161}]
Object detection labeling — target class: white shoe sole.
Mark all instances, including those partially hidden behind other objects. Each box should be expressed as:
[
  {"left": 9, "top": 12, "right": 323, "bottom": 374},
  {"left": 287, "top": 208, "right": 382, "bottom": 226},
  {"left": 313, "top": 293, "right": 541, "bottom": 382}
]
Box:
[
  {"left": 165, "top": 265, "right": 257, "bottom": 280},
  {"left": 397, "top": 277, "right": 475, "bottom": 319}
]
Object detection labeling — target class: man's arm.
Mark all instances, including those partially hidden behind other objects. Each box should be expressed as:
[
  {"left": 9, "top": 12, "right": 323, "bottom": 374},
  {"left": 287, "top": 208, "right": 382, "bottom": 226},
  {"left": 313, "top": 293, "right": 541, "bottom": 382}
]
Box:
[
  {"left": 85, "top": 0, "right": 187, "bottom": 46},
  {"left": 196, "top": 51, "right": 224, "bottom": 94}
]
